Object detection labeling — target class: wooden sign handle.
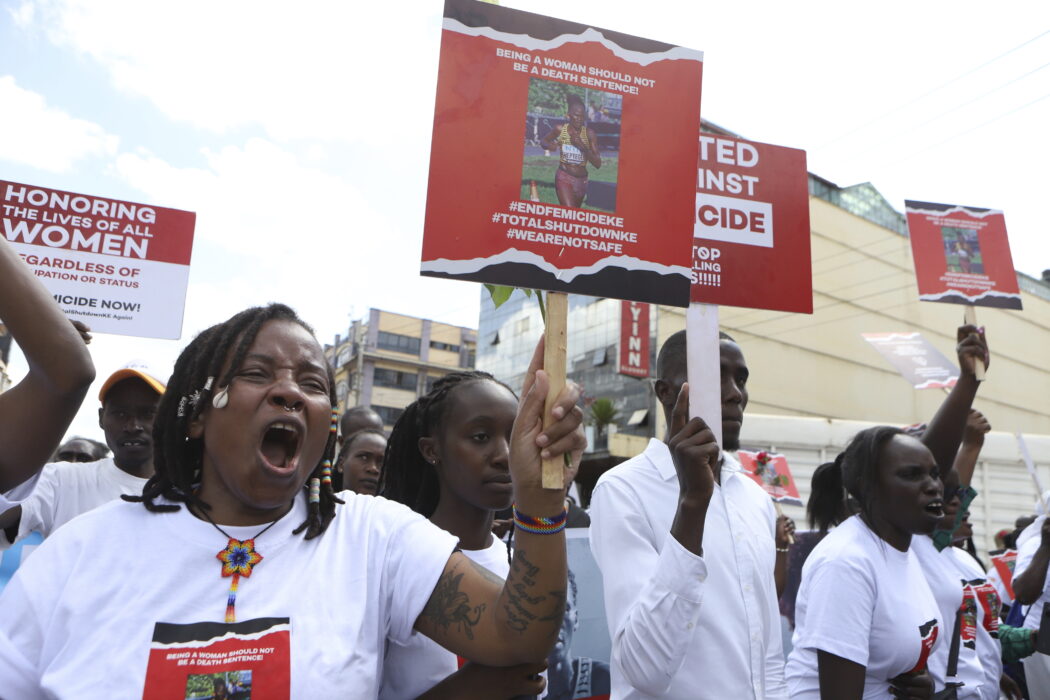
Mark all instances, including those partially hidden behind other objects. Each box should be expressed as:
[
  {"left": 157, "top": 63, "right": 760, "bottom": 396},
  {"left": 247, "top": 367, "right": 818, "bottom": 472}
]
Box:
[
  {"left": 542, "top": 292, "right": 569, "bottom": 489},
  {"left": 963, "top": 306, "right": 985, "bottom": 381}
]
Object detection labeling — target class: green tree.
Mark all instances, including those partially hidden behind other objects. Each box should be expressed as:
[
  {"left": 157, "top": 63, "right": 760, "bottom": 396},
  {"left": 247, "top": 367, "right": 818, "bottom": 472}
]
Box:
[{"left": 588, "top": 398, "right": 619, "bottom": 437}]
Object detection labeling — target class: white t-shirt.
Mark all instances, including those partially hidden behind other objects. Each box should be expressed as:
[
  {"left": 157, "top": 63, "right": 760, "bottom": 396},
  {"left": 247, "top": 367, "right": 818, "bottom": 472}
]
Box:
[
  {"left": 913, "top": 536, "right": 1002, "bottom": 700},
  {"left": 1014, "top": 532, "right": 1050, "bottom": 631},
  {"left": 786, "top": 516, "right": 942, "bottom": 700},
  {"left": 0, "top": 491, "right": 458, "bottom": 699},
  {"left": 380, "top": 535, "right": 510, "bottom": 699},
  {"left": 0, "top": 457, "right": 148, "bottom": 550}
]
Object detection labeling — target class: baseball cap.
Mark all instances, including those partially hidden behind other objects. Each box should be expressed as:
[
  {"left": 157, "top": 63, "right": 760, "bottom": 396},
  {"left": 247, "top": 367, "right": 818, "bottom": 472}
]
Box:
[{"left": 98, "top": 360, "right": 166, "bottom": 402}]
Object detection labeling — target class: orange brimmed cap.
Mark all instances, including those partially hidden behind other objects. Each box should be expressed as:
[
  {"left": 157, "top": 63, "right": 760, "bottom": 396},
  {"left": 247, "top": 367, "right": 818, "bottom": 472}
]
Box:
[{"left": 98, "top": 360, "right": 166, "bottom": 403}]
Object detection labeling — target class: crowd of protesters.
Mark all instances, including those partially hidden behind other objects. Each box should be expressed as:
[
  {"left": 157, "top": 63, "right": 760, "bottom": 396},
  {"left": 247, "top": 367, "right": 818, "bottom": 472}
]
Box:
[{"left": 0, "top": 234, "right": 1048, "bottom": 700}]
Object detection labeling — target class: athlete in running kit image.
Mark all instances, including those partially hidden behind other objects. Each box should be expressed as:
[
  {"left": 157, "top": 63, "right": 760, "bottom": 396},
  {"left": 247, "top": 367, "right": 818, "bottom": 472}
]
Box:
[{"left": 540, "top": 94, "right": 601, "bottom": 208}]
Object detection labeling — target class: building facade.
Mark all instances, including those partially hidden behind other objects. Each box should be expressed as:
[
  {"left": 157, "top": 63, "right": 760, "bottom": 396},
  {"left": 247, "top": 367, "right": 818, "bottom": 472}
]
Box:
[
  {"left": 325, "top": 309, "right": 477, "bottom": 429},
  {"left": 476, "top": 144, "right": 1050, "bottom": 553}
]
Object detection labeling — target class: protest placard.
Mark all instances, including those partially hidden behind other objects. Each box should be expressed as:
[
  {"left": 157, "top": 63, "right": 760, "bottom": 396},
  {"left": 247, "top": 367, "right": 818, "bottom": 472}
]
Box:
[
  {"left": 862, "top": 332, "right": 959, "bottom": 390},
  {"left": 692, "top": 136, "right": 812, "bottom": 313},
  {"left": 421, "top": 0, "right": 703, "bottom": 307},
  {"left": 1, "top": 180, "right": 196, "bottom": 340},
  {"left": 990, "top": 550, "right": 1017, "bottom": 602},
  {"left": 737, "top": 449, "right": 802, "bottom": 506},
  {"left": 904, "top": 200, "right": 1021, "bottom": 310}
]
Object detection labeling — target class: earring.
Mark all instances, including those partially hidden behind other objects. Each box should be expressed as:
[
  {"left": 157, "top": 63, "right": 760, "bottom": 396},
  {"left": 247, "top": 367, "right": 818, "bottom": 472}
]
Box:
[{"left": 212, "top": 386, "right": 229, "bottom": 409}]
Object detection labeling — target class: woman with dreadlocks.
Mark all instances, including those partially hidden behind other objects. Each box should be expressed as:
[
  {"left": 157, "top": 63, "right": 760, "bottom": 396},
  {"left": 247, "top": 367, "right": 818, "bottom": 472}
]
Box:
[
  {"left": 0, "top": 304, "right": 584, "bottom": 699},
  {"left": 379, "top": 371, "right": 550, "bottom": 699}
]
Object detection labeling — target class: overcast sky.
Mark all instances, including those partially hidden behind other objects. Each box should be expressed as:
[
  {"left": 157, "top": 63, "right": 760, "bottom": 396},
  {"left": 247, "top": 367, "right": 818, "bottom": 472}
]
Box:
[{"left": 3, "top": 0, "right": 1048, "bottom": 441}]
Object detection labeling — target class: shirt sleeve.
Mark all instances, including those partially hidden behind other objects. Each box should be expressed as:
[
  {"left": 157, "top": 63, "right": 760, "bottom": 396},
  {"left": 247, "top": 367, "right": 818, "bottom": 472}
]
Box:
[
  {"left": 760, "top": 497, "right": 789, "bottom": 700},
  {"left": 589, "top": 477, "right": 708, "bottom": 697},
  {"left": 793, "top": 555, "right": 875, "bottom": 667},
  {"left": 382, "top": 505, "right": 459, "bottom": 646},
  {"left": 0, "top": 466, "right": 58, "bottom": 552}
]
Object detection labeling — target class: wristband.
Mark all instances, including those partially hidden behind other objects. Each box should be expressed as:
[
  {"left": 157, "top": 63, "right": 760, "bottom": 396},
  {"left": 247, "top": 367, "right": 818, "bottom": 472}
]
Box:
[{"left": 512, "top": 504, "right": 569, "bottom": 535}]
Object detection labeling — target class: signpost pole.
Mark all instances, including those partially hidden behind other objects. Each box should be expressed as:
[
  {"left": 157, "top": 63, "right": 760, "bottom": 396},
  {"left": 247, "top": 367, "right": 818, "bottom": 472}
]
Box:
[
  {"left": 963, "top": 306, "right": 986, "bottom": 381},
  {"left": 685, "top": 303, "right": 722, "bottom": 448},
  {"left": 542, "top": 291, "right": 569, "bottom": 489},
  {"left": 1017, "top": 433, "right": 1048, "bottom": 512}
]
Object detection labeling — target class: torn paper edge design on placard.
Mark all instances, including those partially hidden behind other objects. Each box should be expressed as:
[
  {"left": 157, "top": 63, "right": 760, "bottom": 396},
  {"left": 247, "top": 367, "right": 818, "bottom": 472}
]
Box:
[
  {"left": 444, "top": 20, "right": 703, "bottom": 66},
  {"left": 421, "top": 248, "right": 690, "bottom": 283}
]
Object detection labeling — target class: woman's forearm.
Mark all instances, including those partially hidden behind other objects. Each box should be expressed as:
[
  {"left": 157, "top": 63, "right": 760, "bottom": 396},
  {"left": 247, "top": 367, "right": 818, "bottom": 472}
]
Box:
[{"left": 494, "top": 526, "right": 567, "bottom": 662}]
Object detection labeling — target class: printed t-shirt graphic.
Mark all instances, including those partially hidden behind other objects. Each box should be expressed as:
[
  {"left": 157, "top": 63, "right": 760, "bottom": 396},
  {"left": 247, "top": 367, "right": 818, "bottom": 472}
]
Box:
[{"left": 143, "top": 618, "right": 289, "bottom": 700}]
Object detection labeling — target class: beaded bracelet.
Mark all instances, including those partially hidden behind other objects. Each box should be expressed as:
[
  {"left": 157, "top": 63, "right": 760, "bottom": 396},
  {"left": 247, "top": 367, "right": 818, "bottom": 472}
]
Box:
[{"left": 513, "top": 504, "right": 569, "bottom": 535}]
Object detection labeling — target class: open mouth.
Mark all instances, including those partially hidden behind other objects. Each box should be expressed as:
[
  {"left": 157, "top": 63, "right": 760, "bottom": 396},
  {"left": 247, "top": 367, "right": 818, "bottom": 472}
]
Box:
[
  {"left": 260, "top": 420, "right": 302, "bottom": 472},
  {"left": 119, "top": 438, "right": 149, "bottom": 448},
  {"left": 923, "top": 500, "right": 945, "bottom": 518}
]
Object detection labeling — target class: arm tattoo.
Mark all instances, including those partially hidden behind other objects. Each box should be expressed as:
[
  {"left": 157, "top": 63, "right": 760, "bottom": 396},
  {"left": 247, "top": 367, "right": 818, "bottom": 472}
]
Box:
[
  {"left": 422, "top": 567, "right": 485, "bottom": 640},
  {"left": 466, "top": 556, "right": 506, "bottom": 587},
  {"left": 502, "top": 548, "right": 566, "bottom": 634}
]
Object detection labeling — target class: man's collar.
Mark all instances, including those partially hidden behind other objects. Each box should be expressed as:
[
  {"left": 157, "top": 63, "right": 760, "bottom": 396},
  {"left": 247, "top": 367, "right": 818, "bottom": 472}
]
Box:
[{"left": 648, "top": 438, "right": 741, "bottom": 482}]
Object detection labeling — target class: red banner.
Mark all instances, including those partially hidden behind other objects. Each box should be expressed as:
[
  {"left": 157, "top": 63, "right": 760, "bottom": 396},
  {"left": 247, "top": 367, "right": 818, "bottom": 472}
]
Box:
[
  {"left": 2, "top": 179, "right": 196, "bottom": 339},
  {"left": 691, "top": 136, "right": 812, "bottom": 313},
  {"left": 421, "top": 0, "right": 703, "bottom": 306},
  {"left": 905, "top": 200, "right": 1022, "bottom": 310},
  {"left": 737, "top": 450, "right": 802, "bottom": 505},
  {"left": 618, "top": 301, "right": 649, "bottom": 377}
]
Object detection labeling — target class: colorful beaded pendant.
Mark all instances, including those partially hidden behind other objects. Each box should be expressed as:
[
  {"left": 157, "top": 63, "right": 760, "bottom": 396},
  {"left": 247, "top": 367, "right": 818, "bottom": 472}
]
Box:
[{"left": 216, "top": 538, "right": 264, "bottom": 623}]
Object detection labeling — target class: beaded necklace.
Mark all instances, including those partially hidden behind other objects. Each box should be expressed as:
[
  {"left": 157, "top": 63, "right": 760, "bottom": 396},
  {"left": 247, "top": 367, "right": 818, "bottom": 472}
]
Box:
[{"left": 197, "top": 506, "right": 287, "bottom": 623}]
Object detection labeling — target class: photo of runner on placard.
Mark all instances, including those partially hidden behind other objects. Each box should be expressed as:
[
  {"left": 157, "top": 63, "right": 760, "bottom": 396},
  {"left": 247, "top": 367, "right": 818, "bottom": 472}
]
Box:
[
  {"left": 522, "top": 77, "right": 621, "bottom": 212},
  {"left": 941, "top": 226, "right": 984, "bottom": 274},
  {"left": 184, "top": 671, "right": 252, "bottom": 699}
]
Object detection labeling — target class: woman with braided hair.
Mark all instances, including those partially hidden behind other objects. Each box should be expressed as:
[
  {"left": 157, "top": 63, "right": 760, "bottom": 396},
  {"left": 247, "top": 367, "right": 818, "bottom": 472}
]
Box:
[
  {"left": 379, "top": 370, "right": 549, "bottom": 699},
  {"left": 0, "top": 304, "right": 585, "bottom": 699}
]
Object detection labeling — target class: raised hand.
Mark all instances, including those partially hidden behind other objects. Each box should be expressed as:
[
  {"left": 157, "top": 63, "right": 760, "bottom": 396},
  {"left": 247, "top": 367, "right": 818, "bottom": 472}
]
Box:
[
  {"left": 667, "top": 383, "right": 720, "bottom": 502},
  {"left": 961, "top": 409, "right": 990, "bottom": 447},
  {"left": 956, "top": 324, "right": 989, "bottom": 378},
  {"left": 776, "top": 515, "right": 796, "bottom": 549},
  {"left": 512, "top": 336, "right": 585, "bottom": 511}
]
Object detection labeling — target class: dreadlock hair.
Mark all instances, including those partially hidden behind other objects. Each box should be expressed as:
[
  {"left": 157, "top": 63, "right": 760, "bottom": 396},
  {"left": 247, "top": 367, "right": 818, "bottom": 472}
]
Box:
[
  {"left": 379, "top": 370, "right": 514, "bottom": 519},
  {"left": 123, "top": 303, "right": 341, "bottom": 540}
]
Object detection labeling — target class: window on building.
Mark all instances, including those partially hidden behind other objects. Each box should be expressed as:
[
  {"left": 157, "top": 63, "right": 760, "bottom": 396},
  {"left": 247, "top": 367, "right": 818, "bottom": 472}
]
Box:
[
  {"left": 377, "top": 331, "right": 421, "bottom": 355},
  {"left": 336, "top": 348, "right": 351, "bottom": 367},
  {"left": 373, "top": 405, "right": 404, "bottom": 426},
  {"left": 336, "top": 382, "right": 349, "bottom": 400},
  {"left": 373, "top": 368, "right": 418, "bottom": 391},
  {"left": 429, "top": 340, "right": 460, "bottom": 353},
  {"left": 424, "top": 374, "right": 438, "bottom": 394},
  {"left": 592, "top": 347, "right": 608, "bottom": 366}
]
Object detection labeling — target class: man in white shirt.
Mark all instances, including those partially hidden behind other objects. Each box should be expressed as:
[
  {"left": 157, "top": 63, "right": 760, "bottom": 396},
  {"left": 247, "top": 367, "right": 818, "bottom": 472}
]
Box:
[
  {"left": 589, "top": 331, "right": 788, "bottom": 699},
  {"left": 0, "top": 361, "right": 165, "bottom": 548}
]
